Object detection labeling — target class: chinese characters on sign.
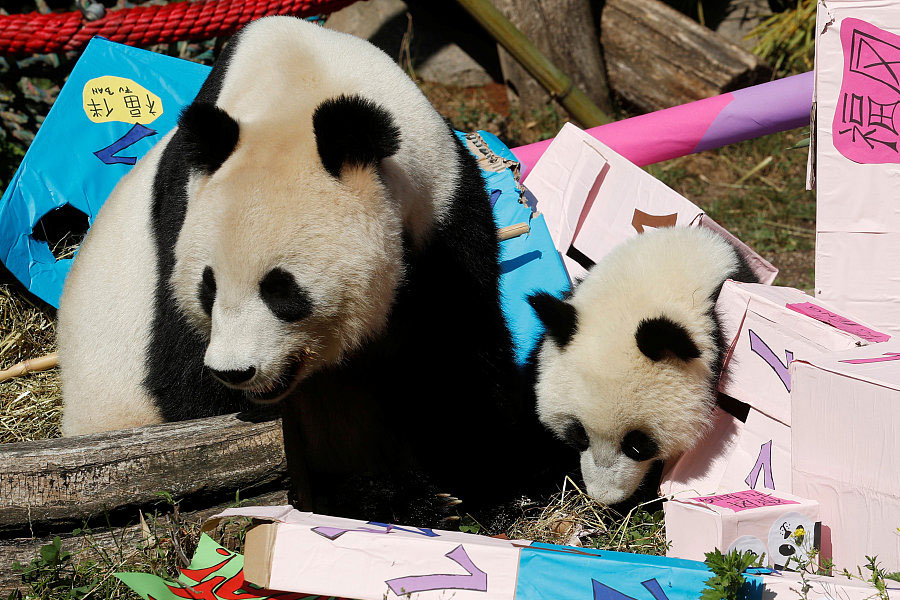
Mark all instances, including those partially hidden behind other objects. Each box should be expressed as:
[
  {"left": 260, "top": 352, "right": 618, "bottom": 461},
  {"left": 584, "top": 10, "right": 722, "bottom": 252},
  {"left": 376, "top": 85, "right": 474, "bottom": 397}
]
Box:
[
  {"left": 691, "top": 490, "right": 799, "bottom": 513},
  {"left": 833, "top": 18, "right": 900, "bottom": 163},
  {"left": 82, "top": 75, "right": 163, "bottom": 125}
]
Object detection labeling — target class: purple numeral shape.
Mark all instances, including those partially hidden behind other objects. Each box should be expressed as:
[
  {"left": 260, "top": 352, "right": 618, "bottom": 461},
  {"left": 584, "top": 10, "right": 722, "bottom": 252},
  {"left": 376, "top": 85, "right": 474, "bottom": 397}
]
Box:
[
  {"left": 748, "top": 329, "right": 794, "bottom": 392},
  {"left": 745, "top": 440, "right": 775, "bottom": 490},
  {"left": 94, "top": 123, "right": 157, "bottom": 165},
  {"left": 385, "top": 545, "right": 487, "bottom": 595},
  {"left": 592, "top": 579, "right": 670, "bottom": 600},
  {"left": 312, "top": 521, "right": 438, "bottom": 541}
]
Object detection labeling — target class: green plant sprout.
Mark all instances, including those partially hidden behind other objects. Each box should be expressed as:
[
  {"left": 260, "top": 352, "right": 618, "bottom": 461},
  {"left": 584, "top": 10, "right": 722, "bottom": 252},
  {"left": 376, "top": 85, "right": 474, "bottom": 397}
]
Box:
[{"left": 701, "top": 548, "right": 763, "bottom": 600}]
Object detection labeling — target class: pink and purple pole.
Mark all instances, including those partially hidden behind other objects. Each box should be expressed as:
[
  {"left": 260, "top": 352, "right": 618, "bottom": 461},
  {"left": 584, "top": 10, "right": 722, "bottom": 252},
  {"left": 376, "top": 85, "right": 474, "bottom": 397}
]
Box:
[{"left": 511, "top": 71, "right": 814, "bottom": 179}]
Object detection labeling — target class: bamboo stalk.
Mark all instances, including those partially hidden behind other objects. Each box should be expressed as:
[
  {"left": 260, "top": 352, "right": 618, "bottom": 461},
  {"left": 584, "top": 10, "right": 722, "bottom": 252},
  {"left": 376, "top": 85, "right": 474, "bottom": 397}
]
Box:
[
  {"left": 0, "top": 352, "right": 58, "bottom": 383},
  {"left": 498, "top": 222, "right": 530, "bottom": 241},
  {"left": 453, "top": 0, "right": 612, "bottom": 127}
]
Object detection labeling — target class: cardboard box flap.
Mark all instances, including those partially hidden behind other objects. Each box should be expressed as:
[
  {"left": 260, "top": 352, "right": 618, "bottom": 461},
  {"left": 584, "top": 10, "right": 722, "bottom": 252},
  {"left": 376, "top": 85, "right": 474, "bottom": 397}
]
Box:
[
  {"left": 203, "top": 505, "right": 311, "bottom": 531},
  {"left": 523, "top": 123, "right": 776, "bottom": 284},
  {"left": 791, "top": 341, "right": 900, "bottom": 390}
]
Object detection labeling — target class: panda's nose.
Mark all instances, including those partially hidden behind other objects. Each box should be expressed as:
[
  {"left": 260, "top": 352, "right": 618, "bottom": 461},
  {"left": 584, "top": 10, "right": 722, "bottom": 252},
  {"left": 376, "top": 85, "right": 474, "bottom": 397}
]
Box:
[{"left": 209, "top": 366, "right": 256, "bottom": 386}]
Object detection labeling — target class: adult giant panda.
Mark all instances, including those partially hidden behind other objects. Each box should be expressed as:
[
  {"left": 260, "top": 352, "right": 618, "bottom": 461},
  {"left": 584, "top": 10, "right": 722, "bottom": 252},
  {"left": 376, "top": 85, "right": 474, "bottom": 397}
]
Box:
[
  {"left": 58, "top": 17, "right": 570, "bottom": 525},
  {"left": 527, "top": 227, "right": 758, "bottom": 506}
]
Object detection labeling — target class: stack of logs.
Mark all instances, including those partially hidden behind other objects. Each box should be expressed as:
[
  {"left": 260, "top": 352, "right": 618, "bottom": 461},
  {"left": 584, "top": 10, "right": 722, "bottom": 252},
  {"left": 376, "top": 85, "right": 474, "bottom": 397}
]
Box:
[{"left": 495, "top": 0, "right": 769, "bottom": 116}]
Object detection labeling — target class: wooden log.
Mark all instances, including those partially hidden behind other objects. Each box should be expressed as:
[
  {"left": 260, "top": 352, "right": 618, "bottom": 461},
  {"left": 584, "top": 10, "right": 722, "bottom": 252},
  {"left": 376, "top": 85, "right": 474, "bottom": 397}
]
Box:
[
  {"left": 0, "top": 411, "right": 286, "bottom": 532},
  {"left": 600, "top": 0, "right": 771, "bottom": 112},
  {"left": 0, "top": 489, "right": 289, "bottom": 594},
  {"left": 492, "top": 0, "right": 613, "bottom": 120}
]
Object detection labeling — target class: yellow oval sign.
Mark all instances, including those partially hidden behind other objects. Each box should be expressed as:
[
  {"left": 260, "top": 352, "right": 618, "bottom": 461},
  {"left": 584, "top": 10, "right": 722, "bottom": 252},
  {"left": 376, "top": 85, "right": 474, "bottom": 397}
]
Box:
[{"left": 82, "top": 76, "right": 163, "bottom": 125}]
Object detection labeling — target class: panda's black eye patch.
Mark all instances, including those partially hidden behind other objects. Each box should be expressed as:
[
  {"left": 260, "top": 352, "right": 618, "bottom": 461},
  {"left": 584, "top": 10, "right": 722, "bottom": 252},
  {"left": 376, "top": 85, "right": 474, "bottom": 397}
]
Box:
[
  {"left": 621, "top": 430, "right": 658, "bottom": 462},
  {"left": 199, "top": 266, "right": 216, "bottom": 316},
  {"left": 562, "top": 420, "right": 590, "bottom": 452},
  {"left": 260, "top": 268, "right": 313, "bottom": 322}
]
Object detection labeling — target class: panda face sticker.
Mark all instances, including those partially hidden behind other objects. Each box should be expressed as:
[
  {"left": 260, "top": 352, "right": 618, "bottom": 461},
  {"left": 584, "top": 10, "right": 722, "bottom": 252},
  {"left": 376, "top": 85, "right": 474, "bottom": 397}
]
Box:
[{"left": 768, "top": 512, "right": 815, "bottom": 569}]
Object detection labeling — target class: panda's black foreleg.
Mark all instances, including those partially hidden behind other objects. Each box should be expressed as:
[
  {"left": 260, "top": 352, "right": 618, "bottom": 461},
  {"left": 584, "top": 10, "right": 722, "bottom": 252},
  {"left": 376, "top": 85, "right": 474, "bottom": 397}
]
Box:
[{"left": 309, "top": 470, "right": 465, "bottom": 530}]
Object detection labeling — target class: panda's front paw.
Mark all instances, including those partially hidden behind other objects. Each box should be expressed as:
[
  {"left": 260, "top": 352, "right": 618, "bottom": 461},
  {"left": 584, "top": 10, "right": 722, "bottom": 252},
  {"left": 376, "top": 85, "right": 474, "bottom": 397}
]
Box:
[{"left": 434, "top": 493, "right": 463, "bottom": 527}]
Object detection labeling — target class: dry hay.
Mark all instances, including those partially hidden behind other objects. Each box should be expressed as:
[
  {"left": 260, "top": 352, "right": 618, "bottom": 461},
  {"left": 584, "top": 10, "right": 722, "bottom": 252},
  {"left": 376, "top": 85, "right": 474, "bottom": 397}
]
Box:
[
  {"left": 506, "top": 478, "right": 668, "bottom": 555},
  {"left": 0, "top": 280, "right": 62, "bottom": 443}
]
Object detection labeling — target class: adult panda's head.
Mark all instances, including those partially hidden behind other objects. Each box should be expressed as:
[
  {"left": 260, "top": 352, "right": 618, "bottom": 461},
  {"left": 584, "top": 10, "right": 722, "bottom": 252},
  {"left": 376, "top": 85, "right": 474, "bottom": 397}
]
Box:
[
  {"left": 528, "top": 227, "right": 744, "bottom": 504},
  {"left": 169, "top": 95, "right": 404, "bottom": 404}
]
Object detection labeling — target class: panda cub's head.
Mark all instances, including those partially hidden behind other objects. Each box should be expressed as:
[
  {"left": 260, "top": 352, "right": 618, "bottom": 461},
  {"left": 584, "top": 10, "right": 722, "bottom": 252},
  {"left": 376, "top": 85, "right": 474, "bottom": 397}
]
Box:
[
  {"left": 528, "top": 227, "right": 747, "bottom": 504},
  {"left": 169, "top": 96, "right": 404, "bottom": 404}
]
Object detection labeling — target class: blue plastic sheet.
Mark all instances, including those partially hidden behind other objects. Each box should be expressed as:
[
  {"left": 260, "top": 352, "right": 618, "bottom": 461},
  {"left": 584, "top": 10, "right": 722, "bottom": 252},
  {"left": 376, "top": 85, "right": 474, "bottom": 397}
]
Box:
[
  {"left": 457, "top": 130, "right": 570, "bottom": 364},
  {"left": 515, "top": 542, "right": 763, "bottom": 600},
  {"left": 0, "top": 37, "right": 210, "bottom": 307}
]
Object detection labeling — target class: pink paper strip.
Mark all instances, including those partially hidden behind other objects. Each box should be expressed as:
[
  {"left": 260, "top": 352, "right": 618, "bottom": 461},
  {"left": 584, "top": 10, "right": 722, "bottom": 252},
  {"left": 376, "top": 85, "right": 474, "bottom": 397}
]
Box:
[
  {"left": 690, "top": 489, "right": 799, "bottom": 513},
  {"left": 786, "top": 302, "right": 891, "bottom": 342}
]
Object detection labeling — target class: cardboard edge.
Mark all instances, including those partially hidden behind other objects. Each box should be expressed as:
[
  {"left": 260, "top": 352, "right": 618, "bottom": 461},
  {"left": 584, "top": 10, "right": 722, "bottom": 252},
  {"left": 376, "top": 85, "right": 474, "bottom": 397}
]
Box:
[{"left": 243, "top": 522, "right": 278, "bottom": 589}]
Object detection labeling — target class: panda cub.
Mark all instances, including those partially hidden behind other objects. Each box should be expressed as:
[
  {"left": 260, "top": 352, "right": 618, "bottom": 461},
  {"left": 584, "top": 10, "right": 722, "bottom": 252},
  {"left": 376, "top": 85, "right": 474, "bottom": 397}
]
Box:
[
  {"left": 58, "top": 17, "right": 550, "bottom": 524},
  {"left": 528, "top": 227, "right": 757, "bottom": 505}
]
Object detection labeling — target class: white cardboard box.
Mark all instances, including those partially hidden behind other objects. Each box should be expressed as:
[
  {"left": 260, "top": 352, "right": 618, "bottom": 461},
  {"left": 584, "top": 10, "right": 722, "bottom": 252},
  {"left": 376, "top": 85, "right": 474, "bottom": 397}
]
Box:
[
  {"left": 791, "top": 343, "right": 900, "bottom": 572},
  {"left": 523, "top": 122, "right": 778, "bottom": 284},
  {"left": 664, "top": 489, "right": 819, "bottom": 569},
  {"left": 662, "top": 283, "right": 887, "bottom": 497},
  {"left": 812, "top": 2, "right": 900, "bottom": 334}
]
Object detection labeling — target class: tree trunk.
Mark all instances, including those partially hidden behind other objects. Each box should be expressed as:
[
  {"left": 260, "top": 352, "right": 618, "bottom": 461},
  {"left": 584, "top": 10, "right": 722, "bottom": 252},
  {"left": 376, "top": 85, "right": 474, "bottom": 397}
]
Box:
[
  {"left": 600, "top": 0, "right": 770, "bottom": 112},
  {"left": 493, "top": 0, "right": 613, "bottom": 120},
  {"left": 0, "top": 411, "right": 287, "bottom": 532}
]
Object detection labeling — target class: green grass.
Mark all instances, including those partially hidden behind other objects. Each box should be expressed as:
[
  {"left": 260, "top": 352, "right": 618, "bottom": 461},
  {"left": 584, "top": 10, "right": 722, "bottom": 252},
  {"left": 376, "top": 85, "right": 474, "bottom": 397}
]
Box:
[{"left": 8, "top": 501, "right": 253, "bottom": 600}]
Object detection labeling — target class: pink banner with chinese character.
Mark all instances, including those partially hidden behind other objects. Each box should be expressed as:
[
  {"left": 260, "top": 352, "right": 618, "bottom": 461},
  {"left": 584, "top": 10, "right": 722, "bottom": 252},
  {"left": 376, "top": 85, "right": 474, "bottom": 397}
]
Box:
[{"left": 833, "top": 18, "right": 900, "bottom": 163}]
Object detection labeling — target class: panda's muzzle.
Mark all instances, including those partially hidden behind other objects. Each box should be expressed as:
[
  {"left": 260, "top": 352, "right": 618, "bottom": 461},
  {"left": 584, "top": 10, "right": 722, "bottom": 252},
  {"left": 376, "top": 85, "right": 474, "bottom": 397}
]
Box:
[
  {"left": 245, "top": 353, "right": 306, "bottom": 404},
  {"left": 209, "top": 366, "right": 256, "bottom": 386}
]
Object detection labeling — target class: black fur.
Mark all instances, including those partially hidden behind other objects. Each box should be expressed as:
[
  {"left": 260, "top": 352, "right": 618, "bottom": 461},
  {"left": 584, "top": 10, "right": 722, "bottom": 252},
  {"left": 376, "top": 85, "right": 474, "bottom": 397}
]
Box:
[
  {"left": 199, "top": 266, "right": 215, "bottom": 316},
  {"left": 620, "top": 430, "right": 658, "bottom": 462},
  {"left": 635, "top": 316, "right": 702, "bottom": 361},
  {"left": 528, "top": 291, "right": 578, "bottom": 348},
  {"left": 313, "top": 95, "right": 401, "bottom": 178},
  {"left": 562, "top": 419, "right": 590, "bottom": 452},
  {"left": 259, "top": 268, "right": 314, "bottom": 322},
  {"left": 144, "top": 28, "right": 252, "bottom": 421},
  {"left": 294, "top": 123, "right": 576, "bottom": 528},
  {"left": 177, "top": 103, "right": 240, "bottom": 173}
]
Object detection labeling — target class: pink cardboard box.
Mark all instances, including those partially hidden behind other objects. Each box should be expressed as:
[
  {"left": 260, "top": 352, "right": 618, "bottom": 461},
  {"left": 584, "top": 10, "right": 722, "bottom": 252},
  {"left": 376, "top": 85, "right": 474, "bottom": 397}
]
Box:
[
  {"left": 523, "top": 122, "right": 777, "bottom": 283},
  {"left": 662, "top": 283, "right": 887, "bottom": 497},
  {"left": 664, "top": 489, "right": 819, "bottom": 569},
  {"left": 812, "top": 2, "right": 900, "bottom": 334},
  {"left": 760, "top": 571, "right": 900, "bottom": 599},
  {"left": 205, "top": 506, "right": 523, "bottom": 600},
  {"left": 791, "top": 344, "right": 900, "bottom": 571},
  {"left": 717, "top": 281, "right": 887, "bottom": 426}
]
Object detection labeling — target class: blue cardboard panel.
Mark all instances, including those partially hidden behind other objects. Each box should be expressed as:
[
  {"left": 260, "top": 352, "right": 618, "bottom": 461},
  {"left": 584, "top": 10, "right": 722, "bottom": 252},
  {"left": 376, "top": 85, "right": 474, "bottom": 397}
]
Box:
[
  {"left": 0, "top": 37, "right": 209, "bottom": 307},
  {"left": 516, "top": 543, "right": 763, "bottom": 600},
  {"left": 459, "top": 130, "right": 571, "bottom": 364}
]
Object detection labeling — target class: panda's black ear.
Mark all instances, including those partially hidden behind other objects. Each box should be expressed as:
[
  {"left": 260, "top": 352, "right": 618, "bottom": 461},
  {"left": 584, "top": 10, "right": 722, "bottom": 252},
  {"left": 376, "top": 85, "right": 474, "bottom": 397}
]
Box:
[
  {"left": 635, "top": 316, "right": 701, "bottom": 362},
  {"left": 178, "top": 102, "right": 240, "bottom": 173},
  {"left": 528, "top": 291, "right": 578, "bottom": 348},
  {"left": 313, "top": 94, "right": 401, "bottom": 178}
]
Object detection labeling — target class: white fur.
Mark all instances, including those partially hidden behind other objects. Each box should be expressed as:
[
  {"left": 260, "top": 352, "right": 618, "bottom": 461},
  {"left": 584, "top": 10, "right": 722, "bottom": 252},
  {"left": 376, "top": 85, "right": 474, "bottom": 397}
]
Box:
[
  {"left": 57, "top": 135, "right": 172, "bottom": 436},
  {"left": 534, "top": 227, "right": 740, "bottom": 504}
]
